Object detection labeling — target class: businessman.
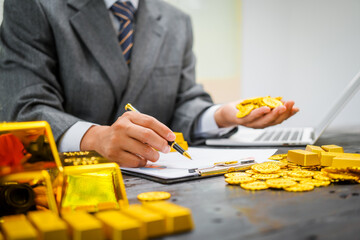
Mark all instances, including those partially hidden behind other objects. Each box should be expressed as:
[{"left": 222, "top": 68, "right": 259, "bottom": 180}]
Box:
[{"left": 0, "top": 0, "right": 298, "bottom": 167}]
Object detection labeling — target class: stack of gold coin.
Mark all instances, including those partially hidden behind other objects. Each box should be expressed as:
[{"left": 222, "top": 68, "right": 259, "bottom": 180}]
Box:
[
  {"left": 236, "top": 96, "right": 283, "bottom": 118},
  {"left": 224, "top": 152, "right": 360, "bottom": 191}
]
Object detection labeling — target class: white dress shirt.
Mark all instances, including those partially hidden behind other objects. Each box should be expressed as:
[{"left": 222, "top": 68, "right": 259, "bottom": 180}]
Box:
[{"left": 58, "top": 0, "right": 231, "bottom": 152}]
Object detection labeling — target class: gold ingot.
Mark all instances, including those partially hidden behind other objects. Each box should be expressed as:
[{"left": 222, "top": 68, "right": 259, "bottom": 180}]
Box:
[
  {"left": 1, "top": 215, "right": 38, "bottom": 240},
  {"left": 121, "top": 204, "right": 167, "bottom": 238},
  {"left": 61, "top": 211, "right": 104, "bottom": 240},
  {"left": 305, "top": 145, "right": 325, "bottom": 158},
  {"left": 95, "top": 210, "right": 142, "bottom": 240},
  {"left": 287, "top": 149, "right": 320, "bottom": 166},
  {"left": 27, "top": 211, "right": 68, "bottom": 240},
  {"left": 321, "top": 145, "right": 344, "bottom": 153},
  {"left": 331, "top": 155, "right": 360, "bottom": 168},
  {"left": 142, "top": 201, "right": 194, "bottom": 234}
]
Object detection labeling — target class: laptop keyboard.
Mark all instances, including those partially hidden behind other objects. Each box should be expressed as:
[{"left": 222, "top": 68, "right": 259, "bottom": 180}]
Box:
[{"left": 255, "top": 129, "right": 303, "bottom": 142}]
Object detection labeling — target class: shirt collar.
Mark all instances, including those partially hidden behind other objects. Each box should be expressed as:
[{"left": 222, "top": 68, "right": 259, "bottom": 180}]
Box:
[{"left": 104, "top": 0, "right": 139, "bottom": 10}]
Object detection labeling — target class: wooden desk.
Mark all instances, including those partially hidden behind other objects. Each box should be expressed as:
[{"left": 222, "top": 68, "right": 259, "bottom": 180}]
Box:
[{"left": 123, "top": 128, "right": 360, "bottom": 240}]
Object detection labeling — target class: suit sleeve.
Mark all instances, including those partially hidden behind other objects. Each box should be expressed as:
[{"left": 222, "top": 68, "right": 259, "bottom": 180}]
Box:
[
  {"left": 0, "top": 0, "right": 80, "bottom": 141},
  {"left": 170, "top": 15, "right": 214, "bottom": 144}
]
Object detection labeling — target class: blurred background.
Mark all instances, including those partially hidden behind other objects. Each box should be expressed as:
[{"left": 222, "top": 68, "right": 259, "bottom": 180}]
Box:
[{"left": 1, "top": 0, "right": 359, "bottom": 130}]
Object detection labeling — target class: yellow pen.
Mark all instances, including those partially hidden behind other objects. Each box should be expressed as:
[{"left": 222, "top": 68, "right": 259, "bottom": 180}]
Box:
[{"left": 125, "top": 103, "right": 192, "bottom": 160}]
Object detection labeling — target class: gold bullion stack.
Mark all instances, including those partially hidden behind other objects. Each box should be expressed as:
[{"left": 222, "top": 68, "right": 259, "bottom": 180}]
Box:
[
  {"left": 236, "top": 96, "right": 283, "bottom": 118},
  {"left": 224, "top": 144, "right": 360, "bottom": 192}
]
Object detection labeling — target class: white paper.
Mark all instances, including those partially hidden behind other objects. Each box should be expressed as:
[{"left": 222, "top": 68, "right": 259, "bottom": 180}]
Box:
[{"left": 121, "top": 147, "right": 277, "bottom": 180}]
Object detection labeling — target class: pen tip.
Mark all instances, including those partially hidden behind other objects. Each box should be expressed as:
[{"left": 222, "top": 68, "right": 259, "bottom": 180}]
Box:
[{"left": 184, "top": 152, "right": 192, "bottom": 160}]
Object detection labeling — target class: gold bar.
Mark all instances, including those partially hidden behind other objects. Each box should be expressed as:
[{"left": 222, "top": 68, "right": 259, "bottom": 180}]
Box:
[
  {"left": 320, "top": 152, "right": 360, "bottom": 167},
  {"left": 121, "top": 204, "right": 166, "bottom": 238},
  {"left": 27, "top": 211, "right": 68, "bottom": 240},
  {"left": 95, "top": 210, "right": 142, "bottom": 240},
  {"left": 287, "top": 149, "right": 320, "bottom": 166},
  {"left": 62, "top": 211, "right": 104, "bottom": 240},
  {"left": 332, "top": 155, "right": 360, "bottom": 168},
  {"left": 1, "top": 215, "right": 38, "bottom": 240},
  {"left": 321, "top": 144, "right": 344, "bottom": 153},
  {"left": 142, "top": 201, "right": 194, "bottom": 234},
  {"left": 305, "top": 145, "right": 325, "bottom": 157}
]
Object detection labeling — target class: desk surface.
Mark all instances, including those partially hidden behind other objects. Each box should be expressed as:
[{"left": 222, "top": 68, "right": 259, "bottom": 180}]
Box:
[{"left": 123, "top": 128, "right": 360, "bottom": 240}]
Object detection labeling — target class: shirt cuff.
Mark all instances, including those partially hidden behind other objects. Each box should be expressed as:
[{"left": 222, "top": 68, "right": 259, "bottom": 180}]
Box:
[
  {"left": 193, "top": 105, "right": 235, "bottom": 139},
  {"left": 58, "top": 121, "right": 97, "bottom": 152}
]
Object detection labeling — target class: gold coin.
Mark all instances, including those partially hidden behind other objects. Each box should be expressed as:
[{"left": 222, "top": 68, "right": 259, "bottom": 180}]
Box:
[
  {"left": 266, "top": 178, "right": 297, "bottom": 189},
  {"left": 313, "top": 174, "right": 331, "bottom": 181},
  {"left": 328, "top": 173, "right": 359, "bottom": 181},
  {"left": 283, "top": 176, "right": 312, "bottom": 182},
  {"left": 262, "top": 96, "right": 283, "bottom": 109},
  {"left": 322, "top": 167, "right": 348, "bottom": 174},
  {"left": 251, "top": 162, "right": 281, "bottom": 174},
  {"left": 288, "top": 170, "right": 314, "bottom": 178},
  {"left": 276, "top": 170, "right": 289, "bottom": 177},
  {"left": 268, "top": 154, "right": 288, "bottom": 161},
  {"left": 240, "top": 97, "right": 263, "bottom": 105},
  {"left": 245, "top": 170, "right": 256, "bottom": 175},
  {"left": 241, "top": 181, "right": 269, "bottom": 190},
  {"left": 300, "top": 179, "right": 331, "bottom": 187},
  {"left": 271, "top": 161, "right": 288, "bottom": 169},
  {"left": 284, "top": 183, "right": 314, "bottom": 192},
  {"left": 252, "top": 173, "right": 280, "bottom": 180},
  {"left": 236, "top": 104, "right": 255, "bottom": 118},
  {"left": 349, "top": 167, "right": 360, "bottom": 174},
  {"left": 224, "top": 172, "right": 251, "bottom": 178},
  {"left": 137, "top": 191, "right": 171, "bottom": 201},
  {"left": 225, "top": 176, "right": 255, "bottom": 185}
]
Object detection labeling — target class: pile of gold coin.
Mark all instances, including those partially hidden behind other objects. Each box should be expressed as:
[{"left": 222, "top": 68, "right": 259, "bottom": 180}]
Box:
[
  {"left": 224, "top": 155, "right": 360, "bottom": 192},
  {"left": 236, "top": 96, "right": 283, "bottom": 118}
]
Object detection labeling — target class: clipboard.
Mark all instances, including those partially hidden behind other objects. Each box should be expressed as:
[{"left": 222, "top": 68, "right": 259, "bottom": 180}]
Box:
[{"left": 121, "top": 147, "right": 277, "bottom": 184}]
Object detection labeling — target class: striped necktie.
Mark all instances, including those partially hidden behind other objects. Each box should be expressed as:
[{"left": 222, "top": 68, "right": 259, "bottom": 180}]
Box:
[{"left": 111, "top": 1, "right": 135, "bottom": 65}]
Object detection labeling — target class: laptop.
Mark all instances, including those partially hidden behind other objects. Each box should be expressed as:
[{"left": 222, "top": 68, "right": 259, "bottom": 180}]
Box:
[{"left": 206, "top": 70, "right": 360, "bottom": 147}]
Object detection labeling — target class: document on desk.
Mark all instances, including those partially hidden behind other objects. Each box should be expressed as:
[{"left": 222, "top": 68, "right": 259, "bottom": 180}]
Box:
[{"left": 121, "top": 147, "right": 277, "bottom": 183}]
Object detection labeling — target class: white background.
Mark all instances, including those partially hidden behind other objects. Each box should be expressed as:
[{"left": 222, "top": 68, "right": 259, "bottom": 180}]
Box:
[{"left": 240, "top": 0, "right": 360, "bottom": 129}]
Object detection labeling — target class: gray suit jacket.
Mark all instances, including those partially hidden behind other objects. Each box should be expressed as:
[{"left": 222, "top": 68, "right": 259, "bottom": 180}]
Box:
[{"left": 0, "top": 0, "right": 213, "bottom": 143}]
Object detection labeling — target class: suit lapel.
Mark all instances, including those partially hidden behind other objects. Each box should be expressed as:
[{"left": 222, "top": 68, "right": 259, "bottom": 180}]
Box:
[
  {"left": 68, "top": 0, "right": 129, "bottom": 104},
  {"left": 118, "top": 0, "right": 166, "bottom": 111}
]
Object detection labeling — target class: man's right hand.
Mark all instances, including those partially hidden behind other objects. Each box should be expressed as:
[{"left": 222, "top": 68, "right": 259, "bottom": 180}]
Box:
[{"left": 80, "top": 111, "right": 176, "bottom": 168}]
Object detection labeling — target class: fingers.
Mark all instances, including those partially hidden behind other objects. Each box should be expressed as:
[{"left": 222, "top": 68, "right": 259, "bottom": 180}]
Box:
[
  {"left": 82, "top": 111, "right": 176, "bottom": 168},
  {"left": 114, "top": 151, "right": 148, "bottom": 168},
  {"left": 127, "top": 112, "right": 175, "bottom": 142},
  {"left": 121, "top": 137, "right": 160, "bottom": 162}
]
